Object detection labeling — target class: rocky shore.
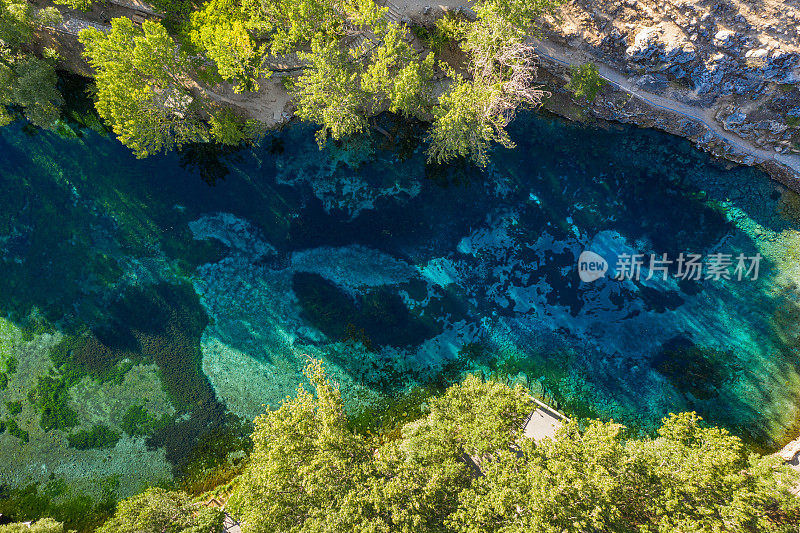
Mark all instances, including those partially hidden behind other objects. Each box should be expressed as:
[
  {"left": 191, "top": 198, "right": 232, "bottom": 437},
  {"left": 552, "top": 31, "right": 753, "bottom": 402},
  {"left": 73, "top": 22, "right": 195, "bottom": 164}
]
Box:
[
  {"left": 35, "top": 0, "right": 800, "bottom": 191},
  {"left": 525, "top": 0, "right": 800, "bottom": 190}
]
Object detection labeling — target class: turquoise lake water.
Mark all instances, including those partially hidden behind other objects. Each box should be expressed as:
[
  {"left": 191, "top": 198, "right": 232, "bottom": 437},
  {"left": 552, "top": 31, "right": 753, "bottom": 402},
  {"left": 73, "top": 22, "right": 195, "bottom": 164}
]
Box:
[{"left": 1, "top": 105, "right": 800, "bottom": 498}]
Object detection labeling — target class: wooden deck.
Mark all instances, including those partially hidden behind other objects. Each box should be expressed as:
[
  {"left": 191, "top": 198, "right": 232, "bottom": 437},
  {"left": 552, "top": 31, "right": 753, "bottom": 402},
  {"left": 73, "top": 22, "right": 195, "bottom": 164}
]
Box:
[{"left": 522, "top": 396, "right": 566, "bottom": 442}]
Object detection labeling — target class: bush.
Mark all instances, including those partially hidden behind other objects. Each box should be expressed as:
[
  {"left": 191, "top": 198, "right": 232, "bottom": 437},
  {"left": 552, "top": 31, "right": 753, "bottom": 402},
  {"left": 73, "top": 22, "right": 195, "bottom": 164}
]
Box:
[
  {"left": 0, "top": 518, "right": 64, "bottom": 532},
  {"left": 567, "top": 62, "right": 605, "bottom": 102},
  {"left": 97, "top": 488, "right": 224, "bottom": 533}
]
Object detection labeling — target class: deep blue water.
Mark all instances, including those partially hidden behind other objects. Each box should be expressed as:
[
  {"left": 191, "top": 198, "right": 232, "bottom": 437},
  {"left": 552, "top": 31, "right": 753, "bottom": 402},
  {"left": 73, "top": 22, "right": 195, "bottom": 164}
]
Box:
[{"left": 1, "top": 108, "right": 800, "bottom": 496}]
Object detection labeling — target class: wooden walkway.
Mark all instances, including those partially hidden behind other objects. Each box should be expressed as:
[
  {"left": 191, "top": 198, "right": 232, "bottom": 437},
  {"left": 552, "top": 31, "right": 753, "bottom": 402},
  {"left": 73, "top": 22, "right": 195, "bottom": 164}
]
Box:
[{"left": 522, "top": 396, "right": 566, "bottom": 442}]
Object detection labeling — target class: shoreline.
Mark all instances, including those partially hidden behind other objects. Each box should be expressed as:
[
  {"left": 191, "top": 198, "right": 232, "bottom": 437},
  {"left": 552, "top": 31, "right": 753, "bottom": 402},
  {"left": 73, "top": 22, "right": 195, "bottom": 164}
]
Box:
[
  {"left": 34, "top": 0, "right": 800, "bottom": 192},
  {"left": 25, "top": 0, "right": 800, "bottom": 473}
]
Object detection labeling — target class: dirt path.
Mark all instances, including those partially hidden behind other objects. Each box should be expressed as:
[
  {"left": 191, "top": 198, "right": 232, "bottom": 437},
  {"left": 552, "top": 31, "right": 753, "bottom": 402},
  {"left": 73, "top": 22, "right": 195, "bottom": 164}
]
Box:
[{"left": 531, "top": 39, "right": 800, "bottom": 180}]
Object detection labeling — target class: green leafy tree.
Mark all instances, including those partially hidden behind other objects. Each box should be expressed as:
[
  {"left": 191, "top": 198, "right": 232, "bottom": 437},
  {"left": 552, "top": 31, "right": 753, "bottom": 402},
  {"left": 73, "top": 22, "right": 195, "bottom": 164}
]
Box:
[
  {"left": 4, "top": 57, "right": 64, "bottom": 128},
  {"left": 451, "top": 413, "right": 800, "bottom": 532},
  {"left": 361, "top": 375, "right": 532, "bottom": 532},
  {"left": 97, "top": 488, "right": 224, "bottom": 533},
  {"left": 228, "top": 359, "right": 373, "bottom": 532},
  {"left": 0, "top": 518, "right": 64, "bottom": 533},
  {"left": 202, "top": 365, "right": 800, "bottom": 532},
  {"left": 189, "top": 0, "right": 269, "bottom": 93},
  {"left": 425, "top": 0, "right": 562, "bottom": 165},
  {"left": 630, "top": 412, "right": 800, "bottom": 532},
  {"left": 259, "top": 0, "right": 345, "bottom": 55},
  {"left": 80, "top": 18, "right": 208, "bottom": 158},
  {"left": 426, "top": 75, "right": 503, "bottom": 166},
  {"left": 293, "top": 39, "right": 369, "bottom": 145},
  {"left": 209, "top": 108, "right": 262, "bottom": 146},
  {"left": 361, "top": 26, "right": 435, "bottom": 119},
  {"left": 294, "top": 18, "right": 435, "bottom": 146},
  {"left": 53, "top": 0, "right": 99, "bottom": 12},
  {"left": 0, "top": 0, "right": 63, "bottom": 128},
  {"left": 567, "top": 62, "right": 605, "bottom": 102}
]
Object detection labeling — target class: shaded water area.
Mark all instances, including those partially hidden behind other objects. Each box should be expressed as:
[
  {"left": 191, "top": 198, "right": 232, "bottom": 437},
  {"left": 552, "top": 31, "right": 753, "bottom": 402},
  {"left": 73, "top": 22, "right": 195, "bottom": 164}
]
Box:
[{"left": 1, "top": 101, "right": 800, "bottom": 509}]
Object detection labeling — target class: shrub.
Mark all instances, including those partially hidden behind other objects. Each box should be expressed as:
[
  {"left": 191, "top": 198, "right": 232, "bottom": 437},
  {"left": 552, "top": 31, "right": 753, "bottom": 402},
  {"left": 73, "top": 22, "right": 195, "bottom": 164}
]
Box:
[
  {"left": 0, "top": 518, "right": 64, "bottom": 532},
  {"left": 567, "top": 62, "right": 605, "bottom": 102}
]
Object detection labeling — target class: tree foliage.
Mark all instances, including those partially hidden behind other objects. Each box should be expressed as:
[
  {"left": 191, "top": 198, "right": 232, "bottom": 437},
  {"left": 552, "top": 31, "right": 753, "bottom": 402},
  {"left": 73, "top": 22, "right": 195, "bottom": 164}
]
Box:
[
  {"left": 425, "top": 0, "right": 562, "bottom": 165},
  {"left": 293, "top": 38, "right": 370, "bottom": 145},
  {"left": 189, "top": 0, "right": 268, "bottom": 93},
  {"left": 71, "top": 0, "right": 563, "bottom": 164},
  {"left": 225, "top": 360, "right": 799, "bottom": 532},
  {"left": 453, "top": 413, "right": 800, "bottom": 532},
  {"left": 259, "top": 0, "right": 346, "bottom": 55},
  {"left": 53, "top": 0, "right": 98, "bottom": 12},
  {"left": 0, "top": 0, "right": 63, "bottom": 128},
  {"left": 567, "top": 62, "right": 605, "bottom": 102},
  {"left": 0, "top": 519, "right": 64, "bottom": 533},
  {"left": 97, "top": 488, "right": 224, "bottom": 533},
  {"left": 80, "top": 18, "right": 208, "bottom": 158}
]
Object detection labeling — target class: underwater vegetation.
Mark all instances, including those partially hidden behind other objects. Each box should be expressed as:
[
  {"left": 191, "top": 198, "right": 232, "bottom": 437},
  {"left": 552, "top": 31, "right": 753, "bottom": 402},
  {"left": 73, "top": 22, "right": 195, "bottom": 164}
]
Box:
[
  {"left": 651, "top": 336, "right": 741, "bottom": 401},
  {"left": 66, "top": 425, "right": 121, "bottom": 450},
  {"left": 292, "top": 271, "right": 440, "bottom": 350},
  {"left": 2, "top": 87, "right": 800, "bottom": 532}
]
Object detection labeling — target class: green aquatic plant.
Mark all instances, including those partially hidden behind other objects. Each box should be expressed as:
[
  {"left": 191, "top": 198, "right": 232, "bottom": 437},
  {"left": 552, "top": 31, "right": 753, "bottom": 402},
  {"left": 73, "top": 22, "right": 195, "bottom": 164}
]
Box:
[
  {"left": 5, "top": 399, "right": 22, "bottom": 416},
  {"left": 120, "top": 404, "right": 171, "bottom": 437},
  {"left": 0, "top": 482, "right": 115, "bottom": 533},
  {"left": 27, "top": 375, "right": 79, "bottom": 432},
  {"left": 651, "top": 336, "right": 739, "bottom": 401},
  {"left": 66, "top": 424, "right": 121, "bottom": 450},
  {"left": 178, "top": 418, "right": 252, "bottom": 494},
  {"left": 0, "top": 372, "right": 7, "bottom": 391},
  {"left": 6, "top": 417, "right": 29, "bottom": 442},
  {"left": 292, "top": 272, "right": 438, "bottom": 353}
]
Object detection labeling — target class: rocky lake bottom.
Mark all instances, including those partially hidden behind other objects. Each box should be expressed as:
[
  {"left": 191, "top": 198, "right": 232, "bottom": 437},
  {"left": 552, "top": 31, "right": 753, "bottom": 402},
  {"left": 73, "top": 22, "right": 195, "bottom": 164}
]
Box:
[{"left": 1, "top": 102, "right": 800, "bottom": 512}]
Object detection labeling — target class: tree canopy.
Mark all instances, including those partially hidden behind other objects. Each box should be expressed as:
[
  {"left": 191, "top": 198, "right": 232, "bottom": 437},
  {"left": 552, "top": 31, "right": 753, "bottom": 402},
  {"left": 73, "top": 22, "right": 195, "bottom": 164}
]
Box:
[
  {"left": 80, "top": 18, "right": 256, "bottom": 157},
  {"left": 0, "top": 519, "right": 65, "bottom": 533},
  {"left": 68, "top": 0, "right": 566, "bottom": 162},
  {"left": 425, "top": 0, "right": 561, "bottom": 165},
  {"left": 96, "top": 488, "right": 224, "bottom": 533},
  {"left": 0, "top": 0, "right": 63, "bottom": 128},
  {"left": 219, "top": 360, "right": 800, "bottom": 532},
  {"left": 189, "top": 0, "right": 268, "bottom": 93},
  {"left": 80, "top": 18, "right": 207, "bottom": 158},
  {"left": 567, "top": 62, "right": 605, "bottom": 102}
]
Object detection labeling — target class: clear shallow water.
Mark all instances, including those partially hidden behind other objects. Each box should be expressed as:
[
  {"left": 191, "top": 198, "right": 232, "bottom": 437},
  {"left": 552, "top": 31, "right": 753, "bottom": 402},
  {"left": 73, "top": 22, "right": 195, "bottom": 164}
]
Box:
[{"left": 1, "top": 108, "right": 800, "bottom": 497}]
